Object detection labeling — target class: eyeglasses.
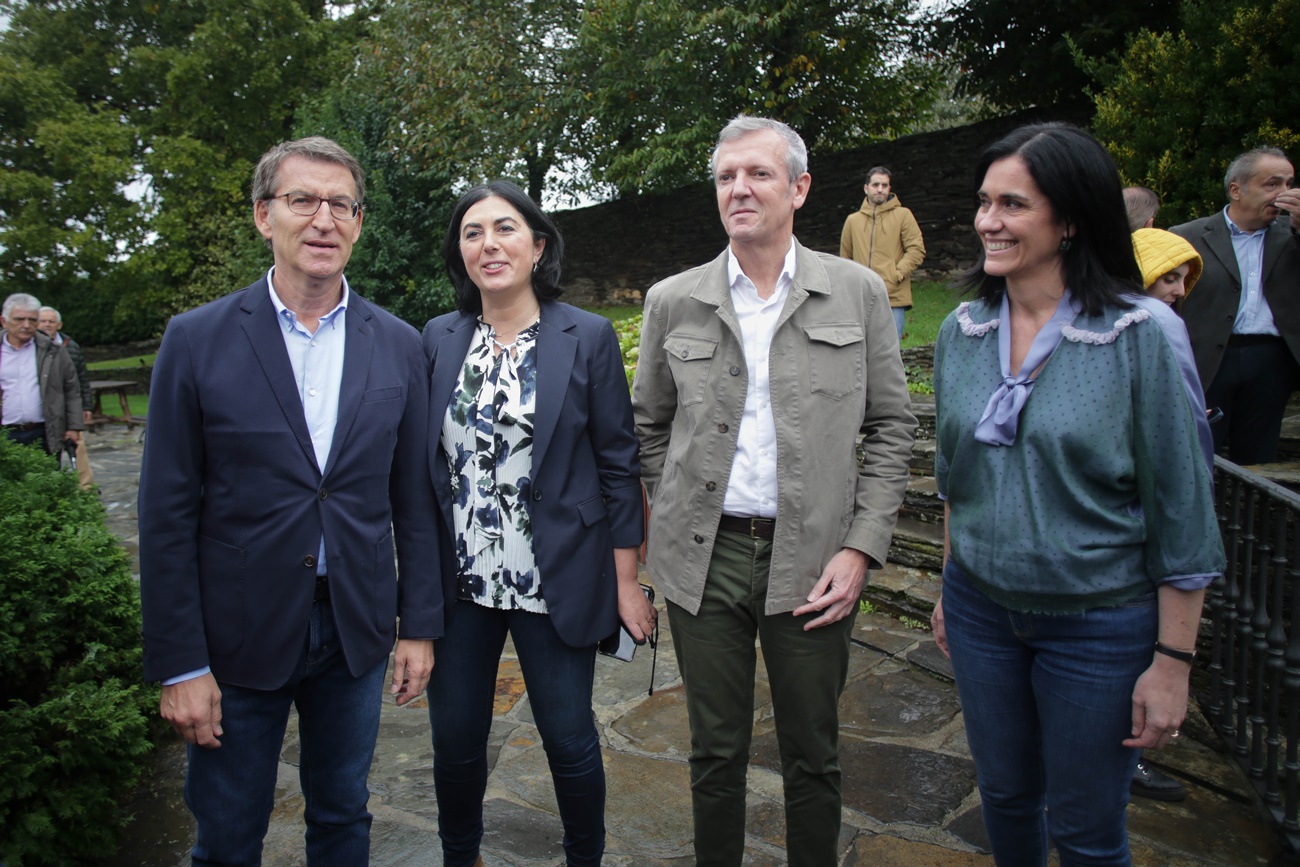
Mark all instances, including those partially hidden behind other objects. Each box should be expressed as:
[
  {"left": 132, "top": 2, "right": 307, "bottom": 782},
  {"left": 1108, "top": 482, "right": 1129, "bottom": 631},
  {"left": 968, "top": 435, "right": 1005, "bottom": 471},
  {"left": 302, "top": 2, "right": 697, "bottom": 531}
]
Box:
[{"left": 264, "top": 193, "right": 362, "bottom": 221}]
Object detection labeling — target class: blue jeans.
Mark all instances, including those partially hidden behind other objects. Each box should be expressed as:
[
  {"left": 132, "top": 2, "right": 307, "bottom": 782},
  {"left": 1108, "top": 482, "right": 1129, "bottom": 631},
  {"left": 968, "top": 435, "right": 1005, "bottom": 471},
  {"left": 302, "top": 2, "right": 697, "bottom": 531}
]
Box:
[
  {"left": 185, "top": 599, "right": 386, "bottom": 866},
  {"left": 942, "top": 561, "right": 1156, "bottom": 866},
  {"left": 891, "top": 306, "right": 906, "bottom": 340},
  {"left": 428, "top": 601, "right": 604, "bottom": 867}
]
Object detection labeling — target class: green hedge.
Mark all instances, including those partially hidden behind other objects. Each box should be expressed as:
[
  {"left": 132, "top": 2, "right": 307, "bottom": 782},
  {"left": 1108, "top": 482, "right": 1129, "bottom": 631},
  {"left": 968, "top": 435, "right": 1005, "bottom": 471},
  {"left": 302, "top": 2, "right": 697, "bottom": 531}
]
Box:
[{"left": 0, "top": 438, "right": 159, "bottom": 866}]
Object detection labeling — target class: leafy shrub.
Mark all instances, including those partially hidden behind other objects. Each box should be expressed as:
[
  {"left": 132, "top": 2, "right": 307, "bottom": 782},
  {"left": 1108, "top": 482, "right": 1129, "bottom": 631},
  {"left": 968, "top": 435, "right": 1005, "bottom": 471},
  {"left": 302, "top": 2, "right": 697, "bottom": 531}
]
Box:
[
  {"left": 0, "top": 437, "right": 159, "bottom": 866},
  {"left": 612, "top": 312, "right": 643, "bottom": 387},
  {"left": 385, "top": 275, "right": 459, "bottom": 330}
]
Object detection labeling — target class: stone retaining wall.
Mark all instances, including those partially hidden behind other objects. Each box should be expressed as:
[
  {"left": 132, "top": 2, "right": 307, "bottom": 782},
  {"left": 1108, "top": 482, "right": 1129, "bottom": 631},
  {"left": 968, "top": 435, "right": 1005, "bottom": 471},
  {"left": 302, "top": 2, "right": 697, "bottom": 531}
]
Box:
[{"left": 554, "top": 107, "right": 1091, "bottom": 307}]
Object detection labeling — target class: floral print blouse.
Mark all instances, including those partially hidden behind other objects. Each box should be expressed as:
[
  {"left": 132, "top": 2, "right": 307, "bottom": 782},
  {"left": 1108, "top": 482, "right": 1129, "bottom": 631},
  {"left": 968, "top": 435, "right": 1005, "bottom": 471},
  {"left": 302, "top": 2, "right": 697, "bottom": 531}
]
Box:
[{"left": 441, "top": 319, "right": 545, "bottom": 612}]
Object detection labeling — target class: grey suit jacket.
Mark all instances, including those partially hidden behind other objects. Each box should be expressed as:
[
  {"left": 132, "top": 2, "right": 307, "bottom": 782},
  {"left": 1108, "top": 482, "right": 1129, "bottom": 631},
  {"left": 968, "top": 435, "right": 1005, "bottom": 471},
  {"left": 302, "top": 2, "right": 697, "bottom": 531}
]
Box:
[{"left": 1170, "top": 211, "right": 1300, "bottom": 387}]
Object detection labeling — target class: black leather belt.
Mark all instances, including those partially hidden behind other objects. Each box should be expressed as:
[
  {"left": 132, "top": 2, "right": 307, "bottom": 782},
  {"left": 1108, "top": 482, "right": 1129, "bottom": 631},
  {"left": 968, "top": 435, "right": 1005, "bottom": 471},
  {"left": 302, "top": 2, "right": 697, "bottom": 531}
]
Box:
[
  {"left": 314, "top": 574, "right": 330, "bottom": 602},
  {"left": 718, "top": 515, "right": 776, "bottom": 540},
  {"left": 3, "top": 422, "right": 44, "bottom": 431},
  {"left": 1227, "top": 334, "right": 1284, "bottom": 347}
]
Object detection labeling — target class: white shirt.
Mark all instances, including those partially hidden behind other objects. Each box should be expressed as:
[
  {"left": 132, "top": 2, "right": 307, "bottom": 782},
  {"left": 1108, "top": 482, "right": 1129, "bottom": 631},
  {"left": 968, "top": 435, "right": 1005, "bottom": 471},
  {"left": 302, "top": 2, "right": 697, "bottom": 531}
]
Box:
[{"left": 722, "top": 239, "right": 796, "bottom": 518}]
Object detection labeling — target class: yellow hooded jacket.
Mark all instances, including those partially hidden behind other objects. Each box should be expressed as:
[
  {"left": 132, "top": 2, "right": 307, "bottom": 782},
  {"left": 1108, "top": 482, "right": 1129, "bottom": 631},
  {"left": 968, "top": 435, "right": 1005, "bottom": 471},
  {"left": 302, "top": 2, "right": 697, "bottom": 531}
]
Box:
[{"left": 839, "top": 195, "right": 925, "bottom": 308}]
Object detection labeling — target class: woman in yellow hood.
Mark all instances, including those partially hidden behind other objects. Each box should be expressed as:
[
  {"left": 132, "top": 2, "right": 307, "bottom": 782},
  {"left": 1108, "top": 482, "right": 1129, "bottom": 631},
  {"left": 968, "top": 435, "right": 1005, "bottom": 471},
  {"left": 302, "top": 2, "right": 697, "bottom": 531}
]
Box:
[{"left": 1132, "top": 228, "right": 1203, "bottom": 305}]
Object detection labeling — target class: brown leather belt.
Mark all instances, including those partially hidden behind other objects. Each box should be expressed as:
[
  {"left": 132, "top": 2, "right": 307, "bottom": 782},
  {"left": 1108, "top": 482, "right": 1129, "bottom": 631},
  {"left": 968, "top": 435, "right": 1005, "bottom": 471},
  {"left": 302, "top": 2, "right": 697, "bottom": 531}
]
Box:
[{"left": 718, "top": 515, "right": 776, "bottom": 540}]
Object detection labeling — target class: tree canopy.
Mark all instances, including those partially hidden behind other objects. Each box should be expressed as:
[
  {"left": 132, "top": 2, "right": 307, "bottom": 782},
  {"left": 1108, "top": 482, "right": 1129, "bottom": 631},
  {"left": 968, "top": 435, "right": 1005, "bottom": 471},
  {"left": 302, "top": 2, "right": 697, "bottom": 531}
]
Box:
[
  {"left": 369, "top": 0, "right": 943, "bottom": 200},
  {"left": 1093, "top": 0, "right": 1300, "bottom": 226},
  {"left": 927, "top": 0, "right": 1182, "bottom": 113},
  {"left": 8, "top": 0, "right": 1285, "bottom": 344}
]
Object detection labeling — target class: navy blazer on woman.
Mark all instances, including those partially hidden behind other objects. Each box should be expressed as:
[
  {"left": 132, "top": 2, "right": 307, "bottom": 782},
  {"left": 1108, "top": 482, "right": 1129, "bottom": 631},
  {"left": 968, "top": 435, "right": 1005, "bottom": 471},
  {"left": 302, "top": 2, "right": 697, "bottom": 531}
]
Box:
[
  {"left": 139, "top": 278, "right": 441, "bottom": 689},
  {"left": 423, "top": 300, "right": 643, "bottom": 647}
]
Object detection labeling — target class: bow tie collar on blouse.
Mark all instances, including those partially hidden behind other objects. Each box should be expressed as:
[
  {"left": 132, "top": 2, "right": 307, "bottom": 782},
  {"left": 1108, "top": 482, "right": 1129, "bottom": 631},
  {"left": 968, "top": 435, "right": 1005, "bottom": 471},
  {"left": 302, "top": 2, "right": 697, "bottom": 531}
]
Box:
[{"left": 973, "top": 290, "right": 1082, "bottom": 447}]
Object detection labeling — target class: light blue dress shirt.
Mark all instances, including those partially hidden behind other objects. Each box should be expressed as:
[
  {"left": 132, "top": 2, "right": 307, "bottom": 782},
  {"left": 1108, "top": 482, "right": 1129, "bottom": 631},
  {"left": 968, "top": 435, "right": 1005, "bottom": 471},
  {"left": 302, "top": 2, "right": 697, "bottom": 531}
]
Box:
[
  {"left": 1224, "top": 207, "right": 1280, "bottom": 336},
  {"left": 267, "top": 268, "right": 349, "bottom": 576},
  {"left": 0, "top": 337, "right": 43, "bottom": 425}
]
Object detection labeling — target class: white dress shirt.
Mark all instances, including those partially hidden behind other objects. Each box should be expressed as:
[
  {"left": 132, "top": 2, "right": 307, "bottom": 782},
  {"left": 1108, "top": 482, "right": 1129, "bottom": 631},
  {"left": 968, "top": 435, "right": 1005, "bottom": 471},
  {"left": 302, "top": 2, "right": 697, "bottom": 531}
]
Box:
[{"left": 722, "top": 240, "right": 797, "bottom": 519}]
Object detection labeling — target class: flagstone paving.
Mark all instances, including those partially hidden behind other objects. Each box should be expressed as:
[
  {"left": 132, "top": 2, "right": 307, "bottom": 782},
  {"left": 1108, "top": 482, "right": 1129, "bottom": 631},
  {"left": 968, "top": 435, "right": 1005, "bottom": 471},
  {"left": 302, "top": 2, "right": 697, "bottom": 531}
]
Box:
[{"left": 83, "top": 424, "right": 1292, "bottom": 866}]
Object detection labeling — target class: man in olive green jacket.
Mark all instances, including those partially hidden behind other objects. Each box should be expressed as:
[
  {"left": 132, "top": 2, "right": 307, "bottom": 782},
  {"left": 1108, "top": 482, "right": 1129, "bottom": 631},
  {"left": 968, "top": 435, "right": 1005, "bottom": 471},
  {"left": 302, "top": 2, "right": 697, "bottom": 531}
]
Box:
[
  {"left": 632, "top": 117, "right": 916, "bottom": 867},
  {"left": 839, "top": 166, "right": 926, "bottom": 340}
]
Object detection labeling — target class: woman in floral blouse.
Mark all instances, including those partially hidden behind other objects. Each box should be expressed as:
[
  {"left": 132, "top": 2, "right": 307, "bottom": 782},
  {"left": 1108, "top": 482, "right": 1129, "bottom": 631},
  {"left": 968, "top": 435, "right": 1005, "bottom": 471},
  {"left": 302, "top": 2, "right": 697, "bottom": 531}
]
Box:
[{"left": 422, "top": 180, "right": 655, "bottom": 867}]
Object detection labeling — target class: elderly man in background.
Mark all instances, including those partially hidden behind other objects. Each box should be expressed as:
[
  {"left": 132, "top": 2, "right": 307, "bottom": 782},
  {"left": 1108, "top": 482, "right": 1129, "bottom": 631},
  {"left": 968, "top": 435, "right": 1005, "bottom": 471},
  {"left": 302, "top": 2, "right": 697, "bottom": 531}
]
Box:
[
  {"left": 1124, "top": 185, "right": 1161, "bottom": 231},
  {"left": 1, "top": 293, "right": 83, "bottom": 455},
  {"left": 1172, "top": 147, "right": 1300, "bottom": 464},
  {"left": 37, "top": 306, "right": 95, "bottom": 489}
]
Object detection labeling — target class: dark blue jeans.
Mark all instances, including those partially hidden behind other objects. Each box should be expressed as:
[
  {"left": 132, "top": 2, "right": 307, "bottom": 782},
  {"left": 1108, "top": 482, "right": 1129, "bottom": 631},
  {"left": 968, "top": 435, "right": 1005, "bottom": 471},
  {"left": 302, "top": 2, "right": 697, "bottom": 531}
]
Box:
[
  {"left": 428, "top": 601, "right": 604, "bottom": 867},
  {"left": 185, "top": 599, "right": 386, "bottom": 866},
  {"left": 943, "top": 561, "right": 1156, "bottom": 866}
]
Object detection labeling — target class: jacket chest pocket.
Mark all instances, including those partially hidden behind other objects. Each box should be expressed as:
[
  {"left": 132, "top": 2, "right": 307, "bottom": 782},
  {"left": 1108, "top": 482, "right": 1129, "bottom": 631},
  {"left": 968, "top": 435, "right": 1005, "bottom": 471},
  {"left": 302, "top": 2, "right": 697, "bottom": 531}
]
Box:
[
  {"left": 663, "top": 333, "right": 718, "bottom": 407},
  {"left": 804, "top": 323, "right": 864, "bottom": 400}
]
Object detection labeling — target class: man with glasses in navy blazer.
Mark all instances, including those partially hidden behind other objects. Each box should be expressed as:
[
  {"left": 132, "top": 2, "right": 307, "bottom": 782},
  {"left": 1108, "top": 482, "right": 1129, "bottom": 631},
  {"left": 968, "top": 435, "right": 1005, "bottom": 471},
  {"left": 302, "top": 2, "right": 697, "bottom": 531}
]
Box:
[{"left": 139, "top": 137, "right": 440, "bottom": 865}]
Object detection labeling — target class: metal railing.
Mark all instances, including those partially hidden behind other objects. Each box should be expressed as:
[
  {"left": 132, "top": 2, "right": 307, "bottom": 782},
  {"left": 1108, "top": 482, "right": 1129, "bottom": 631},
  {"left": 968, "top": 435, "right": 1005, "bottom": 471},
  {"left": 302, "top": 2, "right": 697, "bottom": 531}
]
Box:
[{"left": 1204, "top": 456, "right": 1300, "bottom": 850}]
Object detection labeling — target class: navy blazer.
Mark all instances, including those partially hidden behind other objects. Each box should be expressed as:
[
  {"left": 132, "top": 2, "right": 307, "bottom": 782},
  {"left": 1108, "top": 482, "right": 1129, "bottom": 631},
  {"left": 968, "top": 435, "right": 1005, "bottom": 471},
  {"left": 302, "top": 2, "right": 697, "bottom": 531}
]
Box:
[
  {"left": 139, "top": 278, "right": 441, "bottom": 689},
  {"left": 1172, "top": 213, "right": 1300, "bottom": 387},
  {"left": 423, "top": 301, "right": 643, "bottom": 648}
]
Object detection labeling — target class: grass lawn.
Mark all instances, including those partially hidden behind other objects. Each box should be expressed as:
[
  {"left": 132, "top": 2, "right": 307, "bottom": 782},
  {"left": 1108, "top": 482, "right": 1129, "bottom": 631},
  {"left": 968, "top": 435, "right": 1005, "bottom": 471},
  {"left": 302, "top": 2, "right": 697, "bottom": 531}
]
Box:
[
  {"left": 901, "top": 280, "right": 963, "bottom": 349},
  {"left": 87, "top": 354, "right": 156, "bottom": 370}
]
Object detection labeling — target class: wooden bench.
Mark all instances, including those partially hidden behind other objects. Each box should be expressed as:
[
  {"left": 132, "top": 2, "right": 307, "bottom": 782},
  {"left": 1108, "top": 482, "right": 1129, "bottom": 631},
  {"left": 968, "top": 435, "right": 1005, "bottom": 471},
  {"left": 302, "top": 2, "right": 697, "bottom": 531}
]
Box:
[{"left": 89, "top": 380, "right": 139, "bottom": 432}]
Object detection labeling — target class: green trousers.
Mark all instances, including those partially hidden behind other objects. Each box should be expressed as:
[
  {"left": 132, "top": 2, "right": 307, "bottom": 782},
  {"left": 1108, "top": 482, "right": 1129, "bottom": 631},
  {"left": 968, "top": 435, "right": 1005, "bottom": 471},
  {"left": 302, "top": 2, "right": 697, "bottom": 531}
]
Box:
[{"left": 666, "top": 528, "right": 857, "bottom": 867}]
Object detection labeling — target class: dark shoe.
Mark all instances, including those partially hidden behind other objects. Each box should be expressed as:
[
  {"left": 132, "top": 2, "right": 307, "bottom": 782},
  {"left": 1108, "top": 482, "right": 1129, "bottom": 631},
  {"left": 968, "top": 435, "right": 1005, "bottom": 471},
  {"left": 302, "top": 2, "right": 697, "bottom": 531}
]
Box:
[{"left": 1131, "top": 759, "right": 1187, "bottom": 802}]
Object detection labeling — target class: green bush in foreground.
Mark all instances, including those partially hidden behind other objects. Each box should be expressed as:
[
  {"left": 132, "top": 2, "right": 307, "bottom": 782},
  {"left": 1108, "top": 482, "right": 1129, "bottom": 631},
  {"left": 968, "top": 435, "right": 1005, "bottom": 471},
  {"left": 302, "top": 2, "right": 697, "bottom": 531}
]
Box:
[{"left": 0, "top": 437, "right": 158, "bottom": 866}]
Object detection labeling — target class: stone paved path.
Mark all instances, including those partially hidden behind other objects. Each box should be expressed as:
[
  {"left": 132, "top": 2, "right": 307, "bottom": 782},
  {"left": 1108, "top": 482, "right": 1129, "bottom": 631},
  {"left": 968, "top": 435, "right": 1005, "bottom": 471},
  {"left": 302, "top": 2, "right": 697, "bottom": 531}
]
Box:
[{"left": 84, "top": 425, "right": 1290, "bottom": 866}]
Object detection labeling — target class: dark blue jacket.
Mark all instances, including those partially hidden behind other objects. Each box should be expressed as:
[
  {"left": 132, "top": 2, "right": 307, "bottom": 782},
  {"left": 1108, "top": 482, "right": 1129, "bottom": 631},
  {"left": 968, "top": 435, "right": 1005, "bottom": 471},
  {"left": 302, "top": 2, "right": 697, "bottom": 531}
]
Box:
[
  {"left": 139, "top": 278, "right": 441, "bottom": 688},
  {"left": 423, "top": 301, "right": 642, "bottom": 647}
]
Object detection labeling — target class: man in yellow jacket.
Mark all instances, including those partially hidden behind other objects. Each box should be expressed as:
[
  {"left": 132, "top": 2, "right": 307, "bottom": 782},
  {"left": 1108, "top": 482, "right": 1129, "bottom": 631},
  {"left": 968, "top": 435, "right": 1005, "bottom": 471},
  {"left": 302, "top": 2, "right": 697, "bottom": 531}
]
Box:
[{"left": 839, "top": 167, "right": 926, "bottom": 340}]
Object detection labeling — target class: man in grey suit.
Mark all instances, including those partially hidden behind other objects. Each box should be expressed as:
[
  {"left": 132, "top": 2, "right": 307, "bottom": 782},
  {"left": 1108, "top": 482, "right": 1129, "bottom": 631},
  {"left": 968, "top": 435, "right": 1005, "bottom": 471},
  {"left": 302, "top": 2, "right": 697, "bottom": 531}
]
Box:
[
  {"left": 1171, "top": 147, "right": 1300, "bottom": 464},
  {"left": 632, "top": 115, "right": 916, "bottom": 867}
]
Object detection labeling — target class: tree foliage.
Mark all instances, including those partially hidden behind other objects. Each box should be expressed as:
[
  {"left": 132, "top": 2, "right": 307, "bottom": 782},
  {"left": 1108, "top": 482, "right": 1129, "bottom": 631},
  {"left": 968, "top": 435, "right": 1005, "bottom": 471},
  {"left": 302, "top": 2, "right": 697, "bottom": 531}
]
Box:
[
  {"left": 368, "top": 0, "right": 944, "bottom": 200},
  {"left": 929, "top": 0, "right": 1181, "bottom": 113},
  {"left": 571, "top": 0, "right": 943, "bottom": 195},
  {"left": 0, "top": 0, "right": 350, "bottom": 342},
  {"left": 1093, "top": 0, "right": 1300, "bottom": 226},
  {"left": 365, "top": 0, "right": 580, "bottom": 202}
]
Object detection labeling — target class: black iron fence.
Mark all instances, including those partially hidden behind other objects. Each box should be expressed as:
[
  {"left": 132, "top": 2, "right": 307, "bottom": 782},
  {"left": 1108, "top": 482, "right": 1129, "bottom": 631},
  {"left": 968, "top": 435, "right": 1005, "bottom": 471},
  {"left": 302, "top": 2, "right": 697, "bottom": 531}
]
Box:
[{"left": 1204, "top": 456, "right": 1300, "bottom": 850}]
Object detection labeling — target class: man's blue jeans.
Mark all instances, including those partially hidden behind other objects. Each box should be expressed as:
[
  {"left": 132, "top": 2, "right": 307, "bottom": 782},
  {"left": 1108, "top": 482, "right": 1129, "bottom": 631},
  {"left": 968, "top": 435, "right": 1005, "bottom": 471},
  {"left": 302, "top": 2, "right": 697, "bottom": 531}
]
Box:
[
  {"left": 185, "top": 598, "right": 386, "bottom": 866},
  {"left": 943, "top": 561, "right": 1156, "bottom": 866},
  {"left": 428, "top": 601, "right": 604, "bottom": 867}
]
